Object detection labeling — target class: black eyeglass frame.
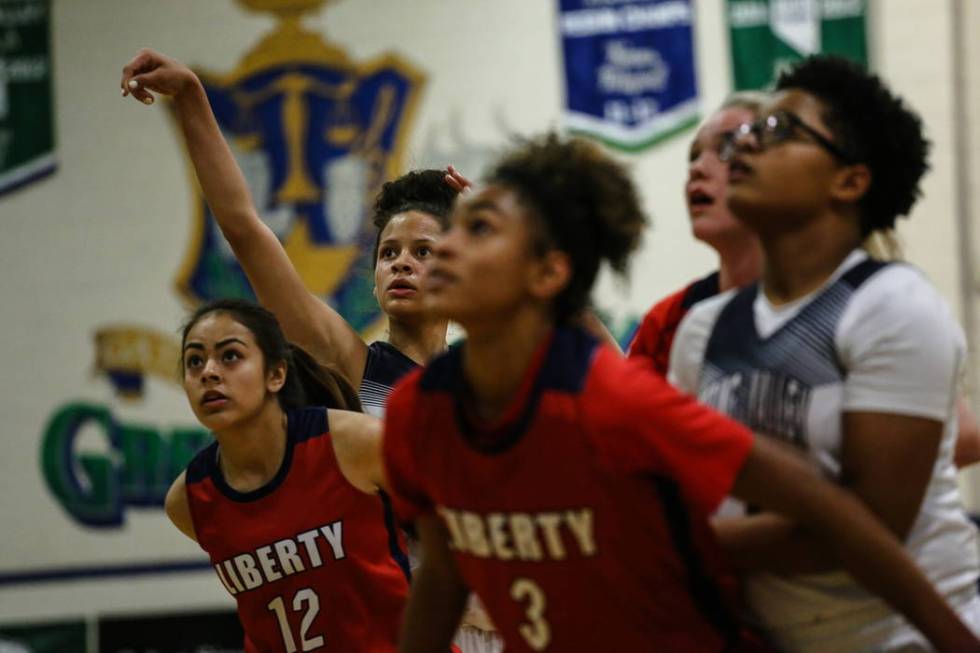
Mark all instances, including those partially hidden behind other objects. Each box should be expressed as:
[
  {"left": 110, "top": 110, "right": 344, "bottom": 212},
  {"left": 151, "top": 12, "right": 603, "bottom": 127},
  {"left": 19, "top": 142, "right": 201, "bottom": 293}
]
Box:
[{"left": 719, "top": 110, "right": 858, "bottom": 164}]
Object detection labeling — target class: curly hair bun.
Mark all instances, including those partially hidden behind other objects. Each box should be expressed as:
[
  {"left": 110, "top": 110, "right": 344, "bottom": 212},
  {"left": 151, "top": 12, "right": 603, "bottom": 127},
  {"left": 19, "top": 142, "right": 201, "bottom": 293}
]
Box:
[{"left": 487, "top": 133, "right": 647, "bottom": 320}]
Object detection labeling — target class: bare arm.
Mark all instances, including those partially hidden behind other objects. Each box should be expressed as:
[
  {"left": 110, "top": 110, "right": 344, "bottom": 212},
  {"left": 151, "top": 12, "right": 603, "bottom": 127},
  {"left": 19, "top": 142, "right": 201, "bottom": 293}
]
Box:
[
  {"left": 164, "top": 471, "right": 197, "bottom": 542},
  {"left": 121, "top": 49, "right": 368, "bottom": 386},
  {"left": 399, "top": 514, "right": 470, "bottom": 653},
  {"left": 955, "top": 398, "right": 980, "bottom": 468},
  {"left": 715, "top": 410, "right": 944, "bottom": 573},
  {"left": 732, "top": 435, "right": 978, "bottom": 653},
  {"left": 328, "top": 409, "right": 385, "bottom": 494}
]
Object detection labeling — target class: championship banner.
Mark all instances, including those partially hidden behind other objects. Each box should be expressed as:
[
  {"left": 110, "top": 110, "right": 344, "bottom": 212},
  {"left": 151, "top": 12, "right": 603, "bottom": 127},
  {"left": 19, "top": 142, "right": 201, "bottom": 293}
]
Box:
[
  {"left": 727, "top": 0, "right": 868, "bottom": 90},
  {"left": 557, "top": 0, "right": 699, "bottom": 152},
  {"left": 0, "top": 0, "right": 55, "bottom": 196}
]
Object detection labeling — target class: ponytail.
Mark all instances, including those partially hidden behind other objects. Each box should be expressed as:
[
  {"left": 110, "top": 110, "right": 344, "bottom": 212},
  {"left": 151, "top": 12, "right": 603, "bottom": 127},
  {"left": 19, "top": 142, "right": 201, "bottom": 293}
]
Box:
[{"left": 281, "top": 344, "right": 363, "bottom": 412}]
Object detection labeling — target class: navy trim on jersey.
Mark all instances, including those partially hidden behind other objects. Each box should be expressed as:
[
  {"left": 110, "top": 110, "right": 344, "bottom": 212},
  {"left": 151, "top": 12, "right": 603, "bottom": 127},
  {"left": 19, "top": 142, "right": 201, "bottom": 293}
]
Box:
[
  {"left": 360, "top": 341, "right": 421, "bottom": 414},
  {"left": 705, "top": 258, "right": 890, "bottom": 378},
  {"left": 652, "top": 476, "right": 741, "bottom": 650},
  {"left": 682, "top": 271, "right": 721, "bottom": 310},
  {"left": 841, "top": 257, "right": 889, "bottom": 287},
  {"left": 379, "top": 489, "right": 413, "bottom": 582},
  {"left": 700, "top": 256, "right": 892, "bottom": 458},
  {"left": 364, "top": 341, "right": 418, "bottom": 387},
  {"left": 290, "top": 406, "right": 329, "bottom": 444},
  {"left": 420, "top": 328, "right": 599, "bottom": 454},
  {"left": 186, "top": 408, "right": 328, "bottom": 503}
]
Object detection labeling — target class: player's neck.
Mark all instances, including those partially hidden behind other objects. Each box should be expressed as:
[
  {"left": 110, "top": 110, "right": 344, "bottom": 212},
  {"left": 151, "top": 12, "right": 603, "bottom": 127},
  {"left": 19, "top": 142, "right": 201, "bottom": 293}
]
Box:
[
  {"left": 461, "top": 308, "right": 553, "bottom": 423},
  {"left": 387, "top": 316, "right": 448, "bottom": 366},
  {"left": 759, "top": 212, "right": 860, "bottom": 305},
  {"left": 715, "top": 234, "right": 763, "bottom": 292},
  {"left": 213, "top": 401, "right": 288, "bottom": 493}
]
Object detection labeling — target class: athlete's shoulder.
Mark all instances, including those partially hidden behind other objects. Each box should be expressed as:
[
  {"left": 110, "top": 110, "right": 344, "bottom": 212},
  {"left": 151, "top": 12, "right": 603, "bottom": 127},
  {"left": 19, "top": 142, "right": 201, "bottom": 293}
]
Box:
[
  {"left": 841, "top": 260, "right": 958, "bottom": 335},
  {"left": 683, "top": 284, "right": 738, "bottom": 328},
  {"left": 538, "top": 326, "right": 602, "bottom": 394},
  {"left": 683, "top": 270, "right": 722, "bottom": 308},
  {"left": 286, "top": 406, "right": 329, "bottom": 443},
  {"left": 632, "top": 272, "right": 720, "bottom": 347},
  {"left": 848, "top": 259, "right": 941, "bottom": 304},
  {"left": 585, "top": 347, "right": 682, "bottom": 419},
  {"left": 668, "top": 287, "right": 738, "bottom": 391}
]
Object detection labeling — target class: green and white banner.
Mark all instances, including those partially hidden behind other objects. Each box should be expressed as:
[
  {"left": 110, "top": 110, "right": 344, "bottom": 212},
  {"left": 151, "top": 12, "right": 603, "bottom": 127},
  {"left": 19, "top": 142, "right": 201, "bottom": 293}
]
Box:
[
  {"left": 727, "top": 0, "right": 867, "bottom": 91},
  {"left": 0, "top": 0, "right": 55, "bottom": 196}
]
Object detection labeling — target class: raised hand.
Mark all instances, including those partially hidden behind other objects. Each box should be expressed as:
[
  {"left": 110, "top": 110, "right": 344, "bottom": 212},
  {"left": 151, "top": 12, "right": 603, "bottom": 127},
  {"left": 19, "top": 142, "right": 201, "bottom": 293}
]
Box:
[
  {"left": 120, "top": 48, "right": 198, "bottom": 105},
  {"left": 444, "top": 164, "right": 472, "bottom": 194}
]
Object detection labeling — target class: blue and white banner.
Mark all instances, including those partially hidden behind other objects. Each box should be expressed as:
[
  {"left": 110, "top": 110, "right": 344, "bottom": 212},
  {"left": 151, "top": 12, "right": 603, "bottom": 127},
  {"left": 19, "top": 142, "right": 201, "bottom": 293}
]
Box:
[{"left": 557, "top": 0, "right": 699, "bottom": 151}]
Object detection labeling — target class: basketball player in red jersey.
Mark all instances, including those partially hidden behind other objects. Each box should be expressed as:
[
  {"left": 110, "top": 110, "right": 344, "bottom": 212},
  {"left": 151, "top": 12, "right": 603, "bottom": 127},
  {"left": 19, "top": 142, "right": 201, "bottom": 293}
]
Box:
[
  {"left": 165, "top": 299, "right": 410, "bottom": 653},
  {"left": 381, "top": 134, "right": 980, "bottom": 653}
]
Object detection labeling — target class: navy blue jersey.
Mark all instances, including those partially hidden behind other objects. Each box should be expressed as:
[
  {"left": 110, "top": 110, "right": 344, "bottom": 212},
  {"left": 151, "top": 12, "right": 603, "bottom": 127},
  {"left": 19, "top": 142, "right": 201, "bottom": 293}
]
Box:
[{"left": 359, "top": 341, "right": 419, "bottom": 417}]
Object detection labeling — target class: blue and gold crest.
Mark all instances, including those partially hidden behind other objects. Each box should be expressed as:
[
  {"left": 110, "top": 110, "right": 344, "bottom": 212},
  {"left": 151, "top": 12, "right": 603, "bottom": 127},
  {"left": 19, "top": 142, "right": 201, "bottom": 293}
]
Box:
[{"left": 175, "top": 0, "right": 424, "bottom": 334}]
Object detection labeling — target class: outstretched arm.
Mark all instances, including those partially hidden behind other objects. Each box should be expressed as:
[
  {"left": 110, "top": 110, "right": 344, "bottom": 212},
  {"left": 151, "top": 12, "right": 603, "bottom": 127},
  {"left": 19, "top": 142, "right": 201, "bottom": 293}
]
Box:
[
  {"left": 399, "top": 514, "right": 470, "bottom": 653},
  {"left": 120, "top": 49, "right": 369, "bottom": 386},
  {"left": 732, "top": 435, "right": 979, "bottom": 653}
]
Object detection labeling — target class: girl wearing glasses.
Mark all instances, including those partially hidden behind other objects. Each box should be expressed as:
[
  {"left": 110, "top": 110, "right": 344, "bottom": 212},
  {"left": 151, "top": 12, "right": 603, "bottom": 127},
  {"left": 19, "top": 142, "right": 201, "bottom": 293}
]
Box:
[{"left": 670, "top": 56, "right": 980, "bottom": 652}]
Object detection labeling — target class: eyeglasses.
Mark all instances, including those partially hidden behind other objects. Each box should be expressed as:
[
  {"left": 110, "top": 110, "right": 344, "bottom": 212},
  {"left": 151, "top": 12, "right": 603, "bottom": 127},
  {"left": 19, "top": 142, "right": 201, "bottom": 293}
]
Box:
[{"left": 719, "top": 110, "right": 857, "bottom": 164}]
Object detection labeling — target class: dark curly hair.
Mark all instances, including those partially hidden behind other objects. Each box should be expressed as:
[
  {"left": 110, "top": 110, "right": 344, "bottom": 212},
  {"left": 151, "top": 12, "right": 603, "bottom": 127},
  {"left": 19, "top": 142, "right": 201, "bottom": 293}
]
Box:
[
  {"left": 486, "top": 133, "right": 647, "bottom": 322},
  {"left": 371, "top": 169, "right": 459, "bottom": 262},
  {"left": 181, "top": 299, "right": 362, "bottom": 412},
  {"left": 775, "top": 56, "right": 930, "bottom": 236}
]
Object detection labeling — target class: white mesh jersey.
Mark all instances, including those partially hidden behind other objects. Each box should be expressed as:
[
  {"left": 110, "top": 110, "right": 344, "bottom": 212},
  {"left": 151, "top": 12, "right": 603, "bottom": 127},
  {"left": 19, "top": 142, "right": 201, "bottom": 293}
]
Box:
[{"left": 670, "top": 250, "right": 980, "bottom": 652}]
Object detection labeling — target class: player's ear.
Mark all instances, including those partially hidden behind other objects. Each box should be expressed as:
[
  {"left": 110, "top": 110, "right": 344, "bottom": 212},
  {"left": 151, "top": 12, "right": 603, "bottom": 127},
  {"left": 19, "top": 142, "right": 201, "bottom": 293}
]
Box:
[
  {"left": 267, "top": 359, "right": 287, "bottom": 394},
  {"left": 528, "top": 249, "right": 572, "bottom": 302}
]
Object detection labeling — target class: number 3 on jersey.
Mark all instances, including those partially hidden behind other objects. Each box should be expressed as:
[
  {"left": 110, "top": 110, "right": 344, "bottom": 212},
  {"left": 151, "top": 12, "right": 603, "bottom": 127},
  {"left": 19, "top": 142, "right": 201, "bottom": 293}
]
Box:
[
  {"left": 511, "top": 578, "right": 551, "bottom": 650},
  {"left": 268, "top": 588, "right": 324, "bottom": 652}
]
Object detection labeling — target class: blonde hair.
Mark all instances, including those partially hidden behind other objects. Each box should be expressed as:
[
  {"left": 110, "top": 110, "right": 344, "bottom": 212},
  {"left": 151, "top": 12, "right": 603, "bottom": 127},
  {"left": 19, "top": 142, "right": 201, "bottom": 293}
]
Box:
[{"left": 862, "top": 229, "right": 904, "bottom": 261}]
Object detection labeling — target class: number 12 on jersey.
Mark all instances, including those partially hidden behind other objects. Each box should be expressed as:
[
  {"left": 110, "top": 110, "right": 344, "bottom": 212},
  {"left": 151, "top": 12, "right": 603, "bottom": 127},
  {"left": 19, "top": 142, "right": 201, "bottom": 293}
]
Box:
[{"left": 268, "top": 587, "right": 325, "bottom": 652}]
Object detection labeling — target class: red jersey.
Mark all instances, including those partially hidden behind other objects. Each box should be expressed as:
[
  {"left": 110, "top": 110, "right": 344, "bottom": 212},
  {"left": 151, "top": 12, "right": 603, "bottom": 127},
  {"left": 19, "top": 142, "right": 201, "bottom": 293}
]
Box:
[
  {"left": 383, "top": 327, "right": 757, "bottom": 652},
  {"left": 186, "top": 407, "right": 410, "bottom": 653},
  {"left": 628, "top": 271, "right": 720, "bottom": 375}
]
